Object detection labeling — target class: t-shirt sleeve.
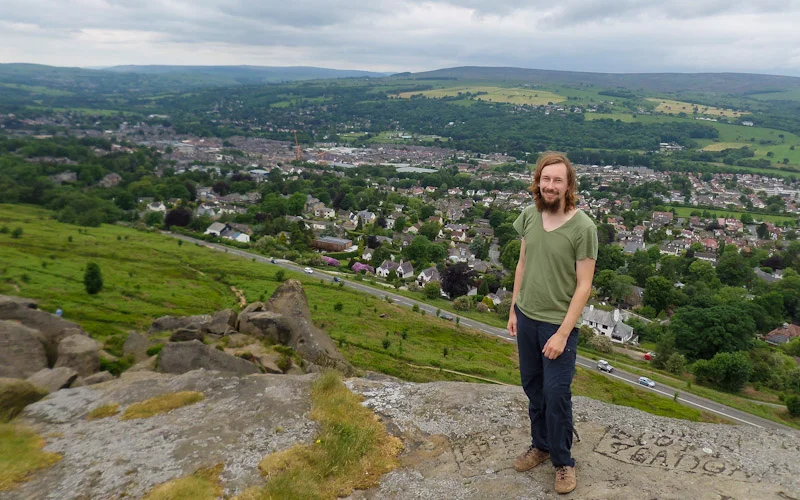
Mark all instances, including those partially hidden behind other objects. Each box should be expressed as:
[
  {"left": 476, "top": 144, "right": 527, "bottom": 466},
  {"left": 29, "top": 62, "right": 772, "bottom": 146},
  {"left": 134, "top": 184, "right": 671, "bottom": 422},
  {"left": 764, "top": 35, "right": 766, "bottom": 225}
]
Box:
[
  {"left": 513, "top": 206, "right": 529, "bottom": 236},
  {"left": 575, "top": 222, "right": 599, "bottom": 260}
]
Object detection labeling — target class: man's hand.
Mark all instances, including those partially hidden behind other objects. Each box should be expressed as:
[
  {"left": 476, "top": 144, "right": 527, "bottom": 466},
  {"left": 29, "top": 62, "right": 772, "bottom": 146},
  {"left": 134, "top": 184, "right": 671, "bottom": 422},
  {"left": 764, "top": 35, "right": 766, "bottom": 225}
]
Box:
[
  {"left": 542, "top": 332, "right": 568, "bottom": 359},
  {"left": 507, "top": 313, "right": 518, "bottom": 337}
]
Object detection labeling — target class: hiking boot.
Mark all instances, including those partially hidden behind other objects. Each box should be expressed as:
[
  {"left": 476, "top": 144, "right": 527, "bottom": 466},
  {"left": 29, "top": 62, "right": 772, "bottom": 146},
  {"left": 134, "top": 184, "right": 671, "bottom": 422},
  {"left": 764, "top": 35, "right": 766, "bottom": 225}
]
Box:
[
  {"left": 513, "top": 446, "right": 549, "bottom": 472},
  {"left": 554, "top": 465, "right": 577, "bottom": 494}
]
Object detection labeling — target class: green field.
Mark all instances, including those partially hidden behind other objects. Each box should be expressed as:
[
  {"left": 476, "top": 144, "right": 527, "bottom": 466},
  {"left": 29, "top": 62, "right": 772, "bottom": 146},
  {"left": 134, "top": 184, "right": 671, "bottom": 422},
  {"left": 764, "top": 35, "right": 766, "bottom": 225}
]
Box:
[
  {"left": 396, "top": 86, "right": 565, "bottom": 106},
  {"left": 0, "top": 204, "right": 726, "bottom": 423},
  {"left": 0, "top": 83, "right": 74, "bottom": 96},
  {"left": 746, "top": 89, "right": 800, "bottom": 101},
  {"left": 669, "top": 206, "right": 797, "bottom": 224}
]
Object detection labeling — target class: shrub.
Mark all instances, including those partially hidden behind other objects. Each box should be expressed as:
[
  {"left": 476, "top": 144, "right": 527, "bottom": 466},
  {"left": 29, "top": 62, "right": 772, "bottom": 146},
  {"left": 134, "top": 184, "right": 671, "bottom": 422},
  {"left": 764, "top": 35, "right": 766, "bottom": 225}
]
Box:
[
  {"left": 476, "top": 303, "right": 489, "bottom": 313},
  {"left": 665, "top": 352, "right": 687, "bottom": 375},
  {"left": 0, "top": 225, "right": 7, "bottom": 234},
  {"left": 578, "top": 325, "right": 595, "bottom": 347},
  {"left": 691, "top": 351, "right": 752, "bottom": 392},
  {"left": 412, "top": 304, "right": 419, "bottom": 313},
  {"left": 453, "top": 296, "right": 472, "bottom": 311},
  {"left": 496, "top": 296, "right": 512, "bottom": 320},
  {"left": 11, "top": 227, "right": 23, "bottom": 239},
  {"left": 589, "top": 335, "right": 614, "bottom": 354},
  {"left": 275, "top": 270, "right": 286, "bottom": 282},
  {"left": 146, "top": 344, "right": 164, "bottom": 357},
  {"left": 276, "top": 354, "right": 292, "bottom": 373},
  {"left": 333, "top": 302, "right": 343, "bottom": 312},
  {"left": 83, "top": 262, "right": 103, "bottom": 295},
  {"left": 424, "top": 282, "right": 441, "bottom": 300},
  {"left": 99, "top": 356, "right": 132, "bottom": 376},
  {"left": 786, "top": 394, "right": 800, "bottom": 417},
  {"left": 382, "top": 339, "right": 391, "bottom": 349}
]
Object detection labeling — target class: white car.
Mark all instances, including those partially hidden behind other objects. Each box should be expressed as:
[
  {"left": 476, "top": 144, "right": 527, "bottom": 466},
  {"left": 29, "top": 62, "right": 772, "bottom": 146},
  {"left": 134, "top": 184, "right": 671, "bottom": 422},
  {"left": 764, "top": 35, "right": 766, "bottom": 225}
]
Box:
[
  {"left": 304, "top": 267, "right": 313, "bottom": 274},
  {"left": 638, "top": 376, "right": 656, "bottom": 388},
  {"left": 597, "top": 360, "right": 614, "bottom": 373}
]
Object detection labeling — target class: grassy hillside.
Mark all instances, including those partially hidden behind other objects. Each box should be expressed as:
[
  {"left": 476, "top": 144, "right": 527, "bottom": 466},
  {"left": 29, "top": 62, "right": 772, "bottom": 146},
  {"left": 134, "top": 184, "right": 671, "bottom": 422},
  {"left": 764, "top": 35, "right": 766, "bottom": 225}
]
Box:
[
  {"left": 404, "top": 66, "right": 800, "bottom": 94},
  {"left": 0, "top": 204, "right": 726, "bottom": 423}
]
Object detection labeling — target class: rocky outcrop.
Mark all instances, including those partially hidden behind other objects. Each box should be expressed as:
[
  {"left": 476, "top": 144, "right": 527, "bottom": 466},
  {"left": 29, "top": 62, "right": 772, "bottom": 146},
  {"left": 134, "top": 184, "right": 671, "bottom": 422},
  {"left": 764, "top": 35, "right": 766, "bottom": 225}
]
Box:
[
  {"left": 0, "top": 320, "right": 49, "bottom": 378},
  {"left": 26, "top": 367, "right": 78, "bottom": 393},
  {"left": 71, "top": 371, "right": 115, "bottom": 387},
  {"left": 122, "top": 331, "right": 149, "bottom": 363},
  {"left": 0, "top": 295, "right": 38, "bottom": 315},
  {"left": 206, "top": 309, "right": 237, "bottom": 335},
  {"left": 148, "top": 314, "right": 212, "bottom": 334},
  {"left": 169, "top": 328, "right": 205, "bottom": 342},
  {"left": 157, "top": 341, "right": 261, "bottom": 375},
  {"left": 238, "top": 280, "right": 355, "bottom": 376},
  {"left": 0, "top": 299, "right": 86, "bottom": 365},
  {"left": 53, "top": 334, "right": 102, "bottom": 378},
  {"left": 0, "top": 377, "right": 48, "bottom": 422},
  {"left": 7, "top": 372, "right": 800, "bottom": 500}
]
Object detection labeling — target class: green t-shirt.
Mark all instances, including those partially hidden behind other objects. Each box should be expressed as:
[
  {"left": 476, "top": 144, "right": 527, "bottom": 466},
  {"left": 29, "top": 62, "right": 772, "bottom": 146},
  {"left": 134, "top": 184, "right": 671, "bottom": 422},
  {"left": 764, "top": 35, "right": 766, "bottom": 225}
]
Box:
[{"left": 512, "top": 205, "right": 598, "bottom": 327}]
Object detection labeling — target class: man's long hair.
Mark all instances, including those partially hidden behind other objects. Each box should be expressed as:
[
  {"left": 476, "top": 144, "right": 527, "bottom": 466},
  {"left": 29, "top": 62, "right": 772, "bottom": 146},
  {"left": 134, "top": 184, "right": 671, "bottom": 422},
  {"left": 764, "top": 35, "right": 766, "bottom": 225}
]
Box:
[{"left": 529, "top": 151, "right": 578, "bottom": 214}]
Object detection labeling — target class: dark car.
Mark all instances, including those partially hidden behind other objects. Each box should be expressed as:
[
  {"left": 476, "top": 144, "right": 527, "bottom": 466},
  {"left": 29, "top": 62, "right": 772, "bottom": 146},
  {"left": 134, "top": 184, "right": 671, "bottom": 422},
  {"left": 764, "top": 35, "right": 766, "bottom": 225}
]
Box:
[
  {"left": 440, "top": 313, "right": 454, "bottom": 321},
  {"left": 333, "top": 276, "right": 341, "bottom": 283}
]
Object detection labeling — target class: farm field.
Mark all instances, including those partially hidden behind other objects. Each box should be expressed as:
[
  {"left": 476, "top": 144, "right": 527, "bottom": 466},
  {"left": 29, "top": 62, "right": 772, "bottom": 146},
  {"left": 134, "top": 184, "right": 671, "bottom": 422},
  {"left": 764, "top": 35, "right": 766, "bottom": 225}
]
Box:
[
  {"left": 669, "top": 206, "right": 797, "bottom": 224},
  {"left": 647, "top": 98, "right": 744, "bottom": 118},
  {"left": 396, "top": 86, "right": 565, "bottom": 106}
]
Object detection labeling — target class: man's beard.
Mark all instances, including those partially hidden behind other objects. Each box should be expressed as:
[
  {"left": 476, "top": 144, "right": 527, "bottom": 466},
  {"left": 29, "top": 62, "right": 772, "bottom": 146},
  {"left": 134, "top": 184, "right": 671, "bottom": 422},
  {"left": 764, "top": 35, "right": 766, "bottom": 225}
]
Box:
[{"left": 539, "top": 190, "right": 563, "bottom": 213}]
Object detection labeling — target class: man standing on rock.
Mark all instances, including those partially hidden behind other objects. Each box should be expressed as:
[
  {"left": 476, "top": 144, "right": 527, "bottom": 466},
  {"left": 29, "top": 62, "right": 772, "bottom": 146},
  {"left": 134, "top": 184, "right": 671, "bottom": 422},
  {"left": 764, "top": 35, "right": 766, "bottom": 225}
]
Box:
[{"left": 507, "top": 152, "right": 597, "bottom": 494}]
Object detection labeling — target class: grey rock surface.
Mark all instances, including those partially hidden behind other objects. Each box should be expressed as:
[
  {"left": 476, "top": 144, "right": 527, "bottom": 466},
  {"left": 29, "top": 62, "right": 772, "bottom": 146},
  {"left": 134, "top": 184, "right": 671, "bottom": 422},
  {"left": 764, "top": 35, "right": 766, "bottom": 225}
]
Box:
[
  {"left": 205, "top": 309, "right": 237, "bottom": 335},
  {"left": 53, "top": 334, "right": 102, "bottom": 377},
  {"left": 123, "top": 331, "right": 149, "bottom": 363},
  {"left": 12, "top": 370, "right": 317, "bottom": 499},
  {"left": 169, "top": 328, "right": 205, "bottom": 342},
  {"left": 157, "top": 340, "right": 261, "bottom": 375},
  {"left": 0, "top": 320, "right": 49, "bottom": 378},
  {"left": 148, "top": 314, "right": 212, "bottom": 334},
  {"left": 5, "top": 373, "right": 800, "bottom": 500},
  {"left": 72, "top": 371, "right": 115, "bottom": 387},
  {"left": 0, "top": 304, "right": 85, "bottom": 365},
  {"left": 128, "top": 355, "right": 158, "bottom": 373},
  {"left": 0, "top": 294, "right": 38, "bottom": 314},
  {"left": 26, "top": 367, "right": 78, "bottom": 393},
  {"left": 238, "top": 280, "right": 355, "bottom": 376}
]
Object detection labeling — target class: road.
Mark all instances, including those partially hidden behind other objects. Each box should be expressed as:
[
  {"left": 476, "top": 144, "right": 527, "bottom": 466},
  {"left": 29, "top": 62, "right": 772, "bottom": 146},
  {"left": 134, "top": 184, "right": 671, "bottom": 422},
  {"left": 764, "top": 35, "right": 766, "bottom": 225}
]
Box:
[{"left": 168, "top": 232, "right": 792, "bottom": 431}]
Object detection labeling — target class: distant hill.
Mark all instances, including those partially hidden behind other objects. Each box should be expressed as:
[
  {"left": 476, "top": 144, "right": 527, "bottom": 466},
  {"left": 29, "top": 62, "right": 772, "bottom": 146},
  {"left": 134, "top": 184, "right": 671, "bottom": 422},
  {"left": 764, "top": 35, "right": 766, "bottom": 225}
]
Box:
[
  {"left": 102, "top": 65, "right": 388, "bottom": 84},
  {"left": 403, "top": 66, "right": 800, "bottom": 94},
  {"left": 0, "top": 63, "right": 388, "bottom": 96}
]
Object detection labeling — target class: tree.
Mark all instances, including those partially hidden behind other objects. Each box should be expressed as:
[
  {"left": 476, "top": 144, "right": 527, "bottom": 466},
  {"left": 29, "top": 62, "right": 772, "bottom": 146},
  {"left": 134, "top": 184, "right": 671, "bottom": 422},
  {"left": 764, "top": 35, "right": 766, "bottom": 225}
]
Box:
[
  {"left": 691, "top": 351, "right": 752, "bottom": 392},
  {"left": 686, "top": 259, "right": 719, "bottom": 287},
  {"left": 419, "top": 221, "right": 440, "bottom": 241},
  {"left": 643, "top": 275, "right": 673, "bottom": 315},
  {"left": 669, "top": 306, "right": 756, "bottom": 360},
  {"left": 144, "top": 211, "right": 164, "bottom": 227},
  {"left": 441, "top": 262, "right": 475, "bottom": 298},
  {"left": 716, "top": 251, "right": 753, "bottom": 287},
  {"left": 596, "top": 244, "right": 625, "bottom": 273},
  {"left": 404, "top": 235, "right": 432, "bottom": 264},
  {"left": 453, "top": 295, "right": 472, "bottom": 311},
  {"left": 740, "top": 213, "right": 754, "bottom": 225},
  {"left": 594, "top": 270, "right": 635, "bottom": 306},
  {"left": 275, "top": 269, "right": 286, "bottom": 282},
  {"left": 424, "top": 281, "right": 441, "bottom": 300},
  {"left": 478, "top": 279, "right": 490, "bottom": 296},
  {"left": 393, "top": 216, "right": 406, "bottom": 233},
  {"left": 665, "top": 352, "right": 686, "bottom": 375},
  {"left": 164, "top": 207, "right": 192, "bottom": 228},
  {"left": 10, "top": 227, "right": 23, "bottom": 239},
  {"left": 84, "top": 262, "right": 103, "bottom": 295},
  {"left": 757, "top": 223, "right": 769, "bottom": 240},
  {"left": 500, "top": 240, "right": 521, "bottom": 271},
  {"left": 470, "top": 236, "right": 489, "bottom": 260},
  {"left": 787, "top": 395, "right": 800, "bottom": 417},
  {"left": 578, "top": 325, "right": 595, "bottom": 347}
]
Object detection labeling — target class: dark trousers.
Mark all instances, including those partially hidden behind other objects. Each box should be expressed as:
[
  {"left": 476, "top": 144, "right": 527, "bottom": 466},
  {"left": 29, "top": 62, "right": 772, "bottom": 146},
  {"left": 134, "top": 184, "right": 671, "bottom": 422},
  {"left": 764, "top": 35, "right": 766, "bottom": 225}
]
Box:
[{"left": 515, "top": 305, "right": 578, "bottom": 467}]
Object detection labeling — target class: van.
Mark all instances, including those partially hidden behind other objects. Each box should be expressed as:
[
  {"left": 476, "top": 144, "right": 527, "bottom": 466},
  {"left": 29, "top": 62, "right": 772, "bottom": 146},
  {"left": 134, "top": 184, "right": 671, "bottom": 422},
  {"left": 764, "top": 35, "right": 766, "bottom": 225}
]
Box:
[{"left": 597, "top": 360, "right": 614, "bottom": 373}]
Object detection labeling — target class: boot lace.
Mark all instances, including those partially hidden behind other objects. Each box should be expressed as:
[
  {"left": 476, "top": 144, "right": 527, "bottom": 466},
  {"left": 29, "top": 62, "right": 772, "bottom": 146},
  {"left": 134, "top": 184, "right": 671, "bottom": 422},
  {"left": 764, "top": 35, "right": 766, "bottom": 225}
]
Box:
[{"left": 556, "top": 466, "right": 570, "bottom": 480}]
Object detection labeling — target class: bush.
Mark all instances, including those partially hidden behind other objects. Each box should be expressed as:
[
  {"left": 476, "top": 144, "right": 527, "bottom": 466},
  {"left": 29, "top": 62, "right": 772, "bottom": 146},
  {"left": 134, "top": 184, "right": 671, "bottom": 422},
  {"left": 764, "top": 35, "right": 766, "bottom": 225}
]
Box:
[
  {"left": 412, "top": 304, "right": 419, "bottom": 312},
  {"left": 333, "top": 302, "right": 343, "bottom": 312},
  {"left": 11, "top": 227, "right": 23, "bottom": 239},
  {"left": 83, "top": 262, "right": 103, "bottom": 295},
  {"left": 275, "top": 270, "right": 286, "bottom": 282},
  {"left": 691, "top": 351, "right": 752, "bottom": 392},
  {"left": 589, "top": 335, "right": 614, "bottom": 354},
  {"left": 382, "top": 339, "right": 391, "bottom": 349},
  {"left": 424, "top": 282, "right": 441, "bottom": 300},
  {"left": 665, "top": 352, "right": 687, "bottom": 375},
  {"left": 146, "top": 344, "right": 164, "bottom": 357},
  {"left": 578, "top": 325, "right": 595, "bottom": 347},
  {"left": 496, "top": 296, "right": 513, "bottom": 320},
  {"left": 99, "top": 356, "right": 132, "bottom": 376},
  {"left": 453, "top": 296, "right": 472, "bottom": 311},
  {"left": 786, "top": 394, "right": 800, "bottom": 417},
  {"left": 476, "top": 303, "right": 489, "bottom": 313}
]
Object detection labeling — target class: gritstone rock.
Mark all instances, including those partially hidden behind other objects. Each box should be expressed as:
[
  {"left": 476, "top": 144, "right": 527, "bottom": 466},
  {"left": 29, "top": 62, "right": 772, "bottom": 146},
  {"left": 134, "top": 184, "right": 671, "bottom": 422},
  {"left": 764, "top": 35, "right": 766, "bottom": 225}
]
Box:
[
  {"left": 0, "top": 377, "right": 48, "bottom": 422},
  {"left": 169, "top": 328, "right": 205, "bottom": 342},
  {"left": 204, "top": 309, "right": 237, "bottom": 335},
  {"left": 122, "top": 331, "right": 149, "bottom": 363},
  {"left": 0, "top": 320, "right": 49, "bottom": 378},
  {"left": 157, "top": 340, "right": 261, "bottom": 375},
  {"left": 54, "top": 334, "right": 102, "bottom": 378},
  {"left": 237, "top": 280, "right": 355, "bottom": 376},
  {"left": 26, "top": 367, "right": 78, "bottom": 393},
  {"left": 0, "top": 301, "right": 85, "bottom": 366},
  {"left": 148, "top": 314, "right": 212, "bottom": 334},
  {"left": 72, "top": 371, "right": 115, "bottom": 387}
]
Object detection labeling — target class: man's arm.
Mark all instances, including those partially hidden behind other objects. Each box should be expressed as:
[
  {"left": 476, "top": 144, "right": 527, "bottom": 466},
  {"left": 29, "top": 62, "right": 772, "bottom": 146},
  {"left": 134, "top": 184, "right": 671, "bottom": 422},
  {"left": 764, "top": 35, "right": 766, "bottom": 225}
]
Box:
[
  {"left": 541, "top": 257, "right": 596, "bottom": 359},
  {"left": 507, "top": 240, "right": 526, "bottom": 336}
]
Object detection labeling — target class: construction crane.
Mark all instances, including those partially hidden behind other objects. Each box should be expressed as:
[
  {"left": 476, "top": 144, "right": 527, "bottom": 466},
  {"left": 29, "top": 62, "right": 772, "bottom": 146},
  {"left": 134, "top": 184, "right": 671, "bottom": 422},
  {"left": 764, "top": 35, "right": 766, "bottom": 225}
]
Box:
[{"left": 293, "top": 130, "right": 302, "bottom": 161}]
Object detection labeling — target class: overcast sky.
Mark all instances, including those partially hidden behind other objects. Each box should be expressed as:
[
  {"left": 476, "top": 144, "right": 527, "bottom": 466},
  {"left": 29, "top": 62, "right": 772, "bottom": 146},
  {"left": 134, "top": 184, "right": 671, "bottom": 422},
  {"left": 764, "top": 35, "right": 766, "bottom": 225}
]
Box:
[{"left": 2, "top": 0, "right": 800, "bottom": 76}]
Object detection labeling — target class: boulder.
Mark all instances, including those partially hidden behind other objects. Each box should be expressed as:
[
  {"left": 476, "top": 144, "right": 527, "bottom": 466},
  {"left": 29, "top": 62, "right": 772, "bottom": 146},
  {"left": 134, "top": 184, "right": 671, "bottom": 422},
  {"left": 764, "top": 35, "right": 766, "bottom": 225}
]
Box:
[
  {"left": 0, "top": 303, "right": 85, "bottom": 365},
  {"left": 0, "top": 320, "right": 49, "bottom": 378},
  {"left": 123, "top": 331, "right": 149, "bottom": 363},
  {"left": 203, "top": 309, "right": 237, "bottom": 335},
  {"left": 72, "top": 371, "right": 115, "bottom": 387},
  {"left": 0, "top": 295, "right": 38, "bottom": 315},
  {"left": 240, "top": 280, "right": 355, "bottom": 376},
  {"left": 127, "top": 355, "right": 158, "bottom": 373},
  {"left": 148, "top": 314, "right": 212, "bottom": 334},
  {"left": 0, "top": 377, "right": 48, "bottom": 422},
  {"left": 26, "top": 367, "right": 78, "bottom": 393},
  {"left": 54, "top": 334, "right": 102, "bottom": 378},
  {"left": 257, "top": 355, "right": 283, "bottom": 374},
  {"left": 157, "top": 341, "right": 261, "bottom": 375},
  {"left": 169, "top": 328, "right": 205, "bottom": 342}
]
